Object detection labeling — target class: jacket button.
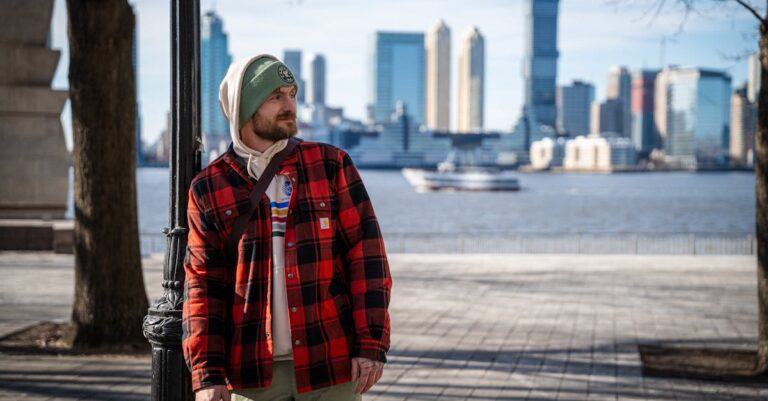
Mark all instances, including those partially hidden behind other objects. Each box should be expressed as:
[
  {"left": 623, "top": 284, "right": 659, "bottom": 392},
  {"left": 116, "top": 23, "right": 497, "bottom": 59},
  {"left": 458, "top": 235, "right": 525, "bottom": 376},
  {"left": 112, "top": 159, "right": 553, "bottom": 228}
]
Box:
[
  {"left": 287, "top": 242, "right": 295, "bottom": 247},
  {"left": 294, "top": 340, "right": 301, "bottom": 346},
  {"left": 287, "top": 273, "right": 294, "bottom": 279},
  {"left": 225, "top": 209, "right": 232, "bottom": 216},
  {"left": 319, "top": 202, "right": 326, "bottom": 207},
  {"left": 290, "top": 307, "right": 297, "bottom": 313}
]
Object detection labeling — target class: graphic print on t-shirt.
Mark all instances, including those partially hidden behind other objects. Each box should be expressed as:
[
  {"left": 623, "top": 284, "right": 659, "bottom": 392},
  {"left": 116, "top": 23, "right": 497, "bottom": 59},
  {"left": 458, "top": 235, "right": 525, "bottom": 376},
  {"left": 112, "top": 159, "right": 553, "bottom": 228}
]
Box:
[
  {"left": 270, "top": 178, "right": 292, "bottom": 237},
  {"left": 270, "top": 199, "right": 289, "bottom": 237}
]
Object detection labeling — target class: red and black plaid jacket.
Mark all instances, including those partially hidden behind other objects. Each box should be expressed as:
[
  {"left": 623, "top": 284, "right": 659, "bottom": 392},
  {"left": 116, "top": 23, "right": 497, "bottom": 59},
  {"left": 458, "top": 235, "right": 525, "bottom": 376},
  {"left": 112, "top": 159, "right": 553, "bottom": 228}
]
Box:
[{"left": 182, "top": 139, "right": 392, "bottom": 393}]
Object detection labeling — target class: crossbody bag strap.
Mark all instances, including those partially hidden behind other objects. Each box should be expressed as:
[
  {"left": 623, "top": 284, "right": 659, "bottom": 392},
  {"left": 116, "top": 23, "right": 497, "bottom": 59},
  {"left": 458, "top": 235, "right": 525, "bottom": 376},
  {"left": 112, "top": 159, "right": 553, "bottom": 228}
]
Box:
[{"left": 225, "top": 137, "right": 299, "bottom": 263}]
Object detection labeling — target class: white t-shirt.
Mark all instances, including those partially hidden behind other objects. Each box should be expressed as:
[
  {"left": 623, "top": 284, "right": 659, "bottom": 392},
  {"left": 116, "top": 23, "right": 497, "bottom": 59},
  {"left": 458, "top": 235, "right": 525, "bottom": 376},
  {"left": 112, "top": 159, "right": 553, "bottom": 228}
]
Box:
[{"left": 266, "top": 174, "right": 294, "bottom": 360}]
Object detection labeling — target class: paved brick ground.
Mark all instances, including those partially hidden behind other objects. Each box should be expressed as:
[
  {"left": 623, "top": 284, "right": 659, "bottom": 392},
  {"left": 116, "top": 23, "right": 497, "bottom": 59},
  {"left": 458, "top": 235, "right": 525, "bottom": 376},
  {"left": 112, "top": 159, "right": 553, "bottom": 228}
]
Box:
[{"left": 0, "top": 252, "right": 766, "bottom": 400}]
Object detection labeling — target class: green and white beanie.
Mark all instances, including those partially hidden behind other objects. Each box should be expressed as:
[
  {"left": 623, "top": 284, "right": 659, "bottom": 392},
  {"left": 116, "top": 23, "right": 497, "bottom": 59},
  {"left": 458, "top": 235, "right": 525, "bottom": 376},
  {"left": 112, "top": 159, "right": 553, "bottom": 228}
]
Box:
[{"left": 238, "top": 56, "right": 298, "bottom": 127}]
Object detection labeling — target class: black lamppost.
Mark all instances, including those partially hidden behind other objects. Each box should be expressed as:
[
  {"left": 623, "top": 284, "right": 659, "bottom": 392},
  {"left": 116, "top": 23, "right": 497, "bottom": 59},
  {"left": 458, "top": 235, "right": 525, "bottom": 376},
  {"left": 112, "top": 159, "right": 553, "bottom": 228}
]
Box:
[{"left": 142, "top": 0, "right": 201, "bottom": 400}]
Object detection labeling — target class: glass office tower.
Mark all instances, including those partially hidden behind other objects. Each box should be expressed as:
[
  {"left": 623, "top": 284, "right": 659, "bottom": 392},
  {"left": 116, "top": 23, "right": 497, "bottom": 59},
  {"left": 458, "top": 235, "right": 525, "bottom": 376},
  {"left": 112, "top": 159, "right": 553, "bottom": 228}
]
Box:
[
  {"left": 201, "top": 10, "right": 232, "bottom": 138},
  {"left": 523, "top": 0, "right": 559, "bottom": 128},
  {"left": 371, "top": 32, "right": 426, "bottom": 125},
  {"left": 664, "top": 68, "right": 731, "bottom": 167}
]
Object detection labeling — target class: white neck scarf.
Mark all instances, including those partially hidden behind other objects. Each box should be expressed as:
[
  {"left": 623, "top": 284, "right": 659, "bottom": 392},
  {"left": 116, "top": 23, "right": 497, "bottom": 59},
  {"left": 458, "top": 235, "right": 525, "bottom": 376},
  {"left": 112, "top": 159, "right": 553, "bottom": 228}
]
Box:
[{"left": 232, "top": 136, "right": 289, "bottom": 180}]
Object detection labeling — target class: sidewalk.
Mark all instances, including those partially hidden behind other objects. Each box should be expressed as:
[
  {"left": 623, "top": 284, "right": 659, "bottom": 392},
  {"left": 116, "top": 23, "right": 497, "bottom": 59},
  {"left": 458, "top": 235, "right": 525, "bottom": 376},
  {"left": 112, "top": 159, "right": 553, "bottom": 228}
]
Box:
[{"left": 0, "top": 252, "right": 766, "bottom": 400}]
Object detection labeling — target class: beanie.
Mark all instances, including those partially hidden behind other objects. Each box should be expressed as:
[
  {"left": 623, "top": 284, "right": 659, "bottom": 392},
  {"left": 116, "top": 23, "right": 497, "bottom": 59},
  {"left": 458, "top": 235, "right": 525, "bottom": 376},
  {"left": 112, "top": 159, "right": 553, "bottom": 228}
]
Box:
[{"left": 238, "top": 56, "right": 298, "bottom": 127}]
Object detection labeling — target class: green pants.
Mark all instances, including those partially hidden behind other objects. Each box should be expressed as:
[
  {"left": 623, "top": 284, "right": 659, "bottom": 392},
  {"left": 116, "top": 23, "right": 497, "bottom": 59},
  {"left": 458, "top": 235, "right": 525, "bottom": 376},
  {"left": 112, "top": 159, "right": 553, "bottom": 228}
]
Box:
[{"left": 231, "top": 360, "right": 361, "bottom": 401}]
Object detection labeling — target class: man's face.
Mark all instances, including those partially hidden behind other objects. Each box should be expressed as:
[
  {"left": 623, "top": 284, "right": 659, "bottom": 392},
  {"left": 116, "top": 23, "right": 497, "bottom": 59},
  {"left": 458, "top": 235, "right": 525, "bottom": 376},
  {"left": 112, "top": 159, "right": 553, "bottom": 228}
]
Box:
[{"left": 251, "top": 85, "right": 298, "bottom": 141}]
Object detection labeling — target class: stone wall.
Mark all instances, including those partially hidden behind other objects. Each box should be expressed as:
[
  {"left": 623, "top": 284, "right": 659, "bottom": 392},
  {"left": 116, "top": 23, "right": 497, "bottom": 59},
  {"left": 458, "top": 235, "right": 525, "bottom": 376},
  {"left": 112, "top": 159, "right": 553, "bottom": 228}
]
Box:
[{"left": 0, "top": 0, "right": 69, "bottom": 219}]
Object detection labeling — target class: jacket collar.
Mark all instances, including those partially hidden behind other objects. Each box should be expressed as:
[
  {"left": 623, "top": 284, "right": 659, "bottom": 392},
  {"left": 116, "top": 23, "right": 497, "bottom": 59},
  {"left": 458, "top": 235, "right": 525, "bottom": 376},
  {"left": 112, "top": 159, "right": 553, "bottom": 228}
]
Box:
[{"left": 222, "top": 138, "right": 302, "bottom": 184}]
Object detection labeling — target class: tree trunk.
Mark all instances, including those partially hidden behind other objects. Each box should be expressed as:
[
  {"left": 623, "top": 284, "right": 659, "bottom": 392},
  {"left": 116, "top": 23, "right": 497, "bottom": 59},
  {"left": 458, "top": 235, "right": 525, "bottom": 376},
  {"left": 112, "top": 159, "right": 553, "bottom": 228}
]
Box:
[
  {"left": 756, "top": 19, "right": 768, "bottom": 374},
  {"left": 66, "top": 0, "right": 149, "bottom": 351}
]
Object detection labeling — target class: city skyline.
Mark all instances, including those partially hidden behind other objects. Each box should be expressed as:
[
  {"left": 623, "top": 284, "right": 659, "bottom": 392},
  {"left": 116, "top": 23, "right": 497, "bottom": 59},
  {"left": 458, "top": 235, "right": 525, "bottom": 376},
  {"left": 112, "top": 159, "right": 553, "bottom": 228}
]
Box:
[{"left": 49, "top": 0, "right": 757, "bottom": 150}]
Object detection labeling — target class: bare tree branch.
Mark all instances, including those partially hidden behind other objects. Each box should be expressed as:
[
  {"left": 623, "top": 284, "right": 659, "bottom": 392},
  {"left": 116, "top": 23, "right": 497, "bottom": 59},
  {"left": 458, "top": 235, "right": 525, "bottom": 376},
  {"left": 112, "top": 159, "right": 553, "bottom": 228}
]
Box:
[
  {"left": 732, "top": 0, "right": 766, "bottom": 22},
  {"left": 675, "top": 3, "right": 693, "bottom": 33},
  {"left": 716, "top": 47, "right": 759, "bottom": 62},
  {"left": 652, "top": 0, "right": 669, "bottom": 22},
  {"left": 628, "top": 0, "right": 694, "bottom": 33},
  {"left": 632, "top": 0, "right": 669, "bottom": 22}
]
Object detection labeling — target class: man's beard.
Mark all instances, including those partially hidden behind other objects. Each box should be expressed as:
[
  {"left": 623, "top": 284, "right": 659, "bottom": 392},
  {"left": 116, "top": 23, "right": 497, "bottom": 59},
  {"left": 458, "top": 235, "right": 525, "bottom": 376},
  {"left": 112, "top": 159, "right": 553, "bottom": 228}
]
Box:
[{"left": 252, "top": 111, "right": 298, "bottom": 141}]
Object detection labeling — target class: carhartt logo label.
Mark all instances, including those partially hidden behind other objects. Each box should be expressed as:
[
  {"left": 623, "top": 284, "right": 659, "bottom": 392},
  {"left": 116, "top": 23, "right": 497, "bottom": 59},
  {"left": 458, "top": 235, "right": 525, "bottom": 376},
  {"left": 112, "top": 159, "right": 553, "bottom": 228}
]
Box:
[
  {"left": 319, "top": 217, "right": 330, "bottom": 230},
  {"left": 277, "top": 65, "right": 295, "bottom": 84}
]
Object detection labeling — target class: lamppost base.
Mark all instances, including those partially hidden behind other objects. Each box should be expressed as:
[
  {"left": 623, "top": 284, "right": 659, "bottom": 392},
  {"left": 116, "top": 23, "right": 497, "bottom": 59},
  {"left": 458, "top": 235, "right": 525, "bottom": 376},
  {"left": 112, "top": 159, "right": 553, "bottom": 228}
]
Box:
[{"left": 144, "top": 307, "right": 194, "bottom": 401}]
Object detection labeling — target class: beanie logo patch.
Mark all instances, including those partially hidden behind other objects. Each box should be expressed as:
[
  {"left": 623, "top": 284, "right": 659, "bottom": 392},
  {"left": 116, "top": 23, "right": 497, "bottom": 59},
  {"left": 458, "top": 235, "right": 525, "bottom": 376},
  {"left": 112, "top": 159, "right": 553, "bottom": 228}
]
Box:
[{"left": 277, "top": 65, "right": 295, "bottom": 84}]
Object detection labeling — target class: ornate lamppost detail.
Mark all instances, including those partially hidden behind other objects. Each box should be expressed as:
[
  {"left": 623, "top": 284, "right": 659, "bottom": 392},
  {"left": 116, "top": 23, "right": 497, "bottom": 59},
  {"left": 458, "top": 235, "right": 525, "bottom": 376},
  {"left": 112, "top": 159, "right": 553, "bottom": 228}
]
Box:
[{"left": 142, "top": 0, "right": 201, "bottom": 400}]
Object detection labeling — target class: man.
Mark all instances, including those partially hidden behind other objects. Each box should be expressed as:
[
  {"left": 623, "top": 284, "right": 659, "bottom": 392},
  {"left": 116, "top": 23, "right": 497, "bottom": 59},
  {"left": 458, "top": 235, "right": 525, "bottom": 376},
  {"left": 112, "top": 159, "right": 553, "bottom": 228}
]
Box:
[{"left": 183, "top": 54, "right": 392, "bottom": 401}]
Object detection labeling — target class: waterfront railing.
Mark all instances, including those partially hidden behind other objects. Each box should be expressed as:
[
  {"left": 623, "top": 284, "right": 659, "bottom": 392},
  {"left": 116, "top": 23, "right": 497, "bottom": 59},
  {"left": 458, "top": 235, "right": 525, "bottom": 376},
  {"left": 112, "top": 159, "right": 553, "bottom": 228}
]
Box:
[{"left": 139, "top": 232, "right": 756, "bottom": 256}]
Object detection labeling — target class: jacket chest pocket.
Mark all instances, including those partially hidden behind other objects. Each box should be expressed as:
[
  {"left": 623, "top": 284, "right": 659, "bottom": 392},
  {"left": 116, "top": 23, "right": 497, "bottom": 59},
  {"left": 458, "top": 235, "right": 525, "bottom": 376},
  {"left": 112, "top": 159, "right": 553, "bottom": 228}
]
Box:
[{"left": 294, "top": 197, "right": 338, "bottom": 263}]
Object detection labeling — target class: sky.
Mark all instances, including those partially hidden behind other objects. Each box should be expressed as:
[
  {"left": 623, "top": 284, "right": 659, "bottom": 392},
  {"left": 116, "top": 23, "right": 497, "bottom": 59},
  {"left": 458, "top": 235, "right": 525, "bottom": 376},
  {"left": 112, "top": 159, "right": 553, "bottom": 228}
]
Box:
[{"left": 50, "top": 0, "right": 760, "bottom": 150}]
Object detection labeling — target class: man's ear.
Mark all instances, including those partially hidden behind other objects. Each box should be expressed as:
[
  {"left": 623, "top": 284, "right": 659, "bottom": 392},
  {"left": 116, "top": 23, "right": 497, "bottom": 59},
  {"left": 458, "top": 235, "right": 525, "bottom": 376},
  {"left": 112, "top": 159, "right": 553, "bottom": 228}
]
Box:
[{"left": 239, "top": 118, "right": 253, "bottom": 140}]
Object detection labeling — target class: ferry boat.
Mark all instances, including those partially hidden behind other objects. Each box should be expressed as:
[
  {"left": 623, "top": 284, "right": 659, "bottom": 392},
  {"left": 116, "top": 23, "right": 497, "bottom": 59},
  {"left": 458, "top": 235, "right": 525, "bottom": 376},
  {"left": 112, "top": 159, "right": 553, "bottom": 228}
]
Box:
[{"left": 401, "top": 150, "right": 520, "bottom": 191}]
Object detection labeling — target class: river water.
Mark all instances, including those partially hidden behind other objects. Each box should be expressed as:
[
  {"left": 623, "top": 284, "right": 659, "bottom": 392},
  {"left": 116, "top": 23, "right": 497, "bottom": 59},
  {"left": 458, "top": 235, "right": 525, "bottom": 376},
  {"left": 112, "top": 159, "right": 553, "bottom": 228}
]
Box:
[{"left": 92, "top": 169, "right": 756, "bottom": 235}]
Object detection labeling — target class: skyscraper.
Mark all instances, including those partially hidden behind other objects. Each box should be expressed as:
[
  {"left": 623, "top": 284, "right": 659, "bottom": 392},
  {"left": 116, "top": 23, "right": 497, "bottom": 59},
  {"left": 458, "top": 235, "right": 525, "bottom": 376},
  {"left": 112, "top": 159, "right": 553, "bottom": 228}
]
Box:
[
  {"left": 593, "top": 99, "right": 623, "bottom": 135},
  {"left": 557, "top": 80, "right": 594, "bottom": 136},
  {"left": 201, "top": 10, "right": 232, "bottom": 138},
  {"left": 308, "top": 54, "right": 326, "bottom": 106},
  {"left": 284, "top": 50, "right": 305, "bottom": 104},
  {"left": 654, "top": 68, "right": 671, "bottom": 144},
  {"left": 457, "top": 26, "right": 485, "bottom": 133},
  {"left": 663, "top": 68, "right": 732, "bottom": 167},
  {"left": 523, "top": 0, "right": 559, "bottom": 128},
  {"left": 730, "top": 86, "right": 756, "bottom": 167},
  {"left": 426, "top": 19, "right": 451, "bottom": 131},
  {"left": 606, "top": 66, "right": 632, "bottom": 137},
  {"left": 631, "top": 70, "right": 659, "bottom": 155},
  {"left": 748, "top": 53, "right": 761, "bottom": 103},
  {"left": 590, "top": 101, "right": 601, "bottom": 135},
  {"left": 371, "top": 32, "right": 426, "bottom": 124},
  {"left": 153, "top": 111, "right": 172, "bottom": 164}
]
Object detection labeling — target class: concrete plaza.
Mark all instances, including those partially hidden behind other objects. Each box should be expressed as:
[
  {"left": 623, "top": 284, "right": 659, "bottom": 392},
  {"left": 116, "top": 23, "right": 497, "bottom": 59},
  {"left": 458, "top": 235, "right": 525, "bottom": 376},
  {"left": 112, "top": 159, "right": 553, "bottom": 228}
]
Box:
[{"left": 0, "top": 252, "right": 765, "bottom": 400}]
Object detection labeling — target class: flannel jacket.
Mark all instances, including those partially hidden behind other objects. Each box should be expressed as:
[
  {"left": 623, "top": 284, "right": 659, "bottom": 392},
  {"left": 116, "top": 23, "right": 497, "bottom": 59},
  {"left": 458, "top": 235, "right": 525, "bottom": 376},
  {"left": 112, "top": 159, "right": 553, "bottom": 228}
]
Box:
[{"left": 182, "top": 139, "right": 392, "bottom": 393}]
